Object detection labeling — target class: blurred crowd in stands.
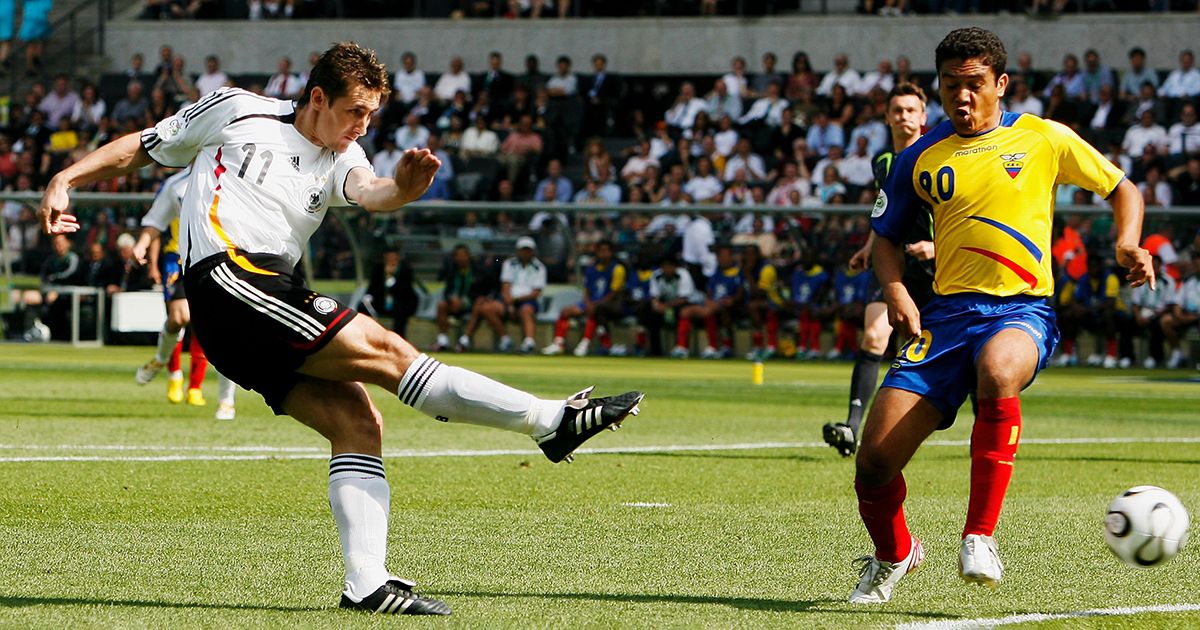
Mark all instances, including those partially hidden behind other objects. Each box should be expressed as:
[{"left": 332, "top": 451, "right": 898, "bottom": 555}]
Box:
[
  {"left": 137, "top": 0, "right": 1200, "bottom": 19},
  {"left": 2, "top": 43, "right": 1199, "bottom": 362}
]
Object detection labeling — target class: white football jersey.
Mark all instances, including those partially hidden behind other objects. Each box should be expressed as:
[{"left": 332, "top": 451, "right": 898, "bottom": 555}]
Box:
[
  {"left": 140, "top": 87, "right": 372, "bottom": 270},
  {"left": 140, "top": 165, "right": 190, "bottom": 232}
]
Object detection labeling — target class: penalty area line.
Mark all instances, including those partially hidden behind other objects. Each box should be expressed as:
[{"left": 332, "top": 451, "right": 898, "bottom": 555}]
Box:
[
  {"left": 895, "top": 603, "right": 1200, "bottom": 630},
  {"left": 0, "top": 436, "right": 1199, "bottom": 463}
]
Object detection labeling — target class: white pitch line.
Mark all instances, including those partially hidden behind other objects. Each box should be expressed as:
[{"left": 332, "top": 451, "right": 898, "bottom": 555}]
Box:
[
  {"left": 0, "top": 436, "right": 1198, "bottom": 463},
  {"left": 896, "top": 603, "right": 1200, "bottom": 630}
]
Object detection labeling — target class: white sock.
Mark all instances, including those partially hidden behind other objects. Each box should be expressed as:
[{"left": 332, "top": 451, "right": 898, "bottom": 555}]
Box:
[
  {"left": 169, "top": 370, "right": 183, "bottom": 380},
  {"left": 523, "top": 337, "right": 535, "bottom": 346},
  {"left": 216, "top": 372, "right": 237, "bottom": 405},
  {"left": 329, "top": 454, "right": 391, "bottom": 601},
  {"left": 154, "top": 328, "right": 180, "bottom": 364},
  {"left": 436, "top": 333, "right": 449, "bottom": 347},
  {"left": 398, "top": 353, "right": 562, "bottom": 435}
]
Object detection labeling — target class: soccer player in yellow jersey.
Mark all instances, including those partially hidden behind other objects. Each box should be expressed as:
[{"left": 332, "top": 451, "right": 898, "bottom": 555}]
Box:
[{"left": 848, "top": 28, "right": 1155, "bottom": 604}]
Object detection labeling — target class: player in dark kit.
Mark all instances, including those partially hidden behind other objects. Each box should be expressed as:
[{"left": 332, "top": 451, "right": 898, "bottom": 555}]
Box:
[
  {"left": 40, "top": 42, "right": 643, "bottom": 616},
  {"left": 823, "top": 82, "right": 935, "bottom": 457}
]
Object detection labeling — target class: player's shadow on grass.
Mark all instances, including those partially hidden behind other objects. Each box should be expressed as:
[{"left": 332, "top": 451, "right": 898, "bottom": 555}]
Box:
[
  {"left": 1020, "top": 454, "right": 1200, "bottom": 466},
  {"left": 435, "top": 590, "right": 959, "bottom": 618},
  {"left": 0, "top": 595, "right": 325, "bottom": 614},
  {"left": 615, "top": 452, "right": 827, "bottom": 463}
]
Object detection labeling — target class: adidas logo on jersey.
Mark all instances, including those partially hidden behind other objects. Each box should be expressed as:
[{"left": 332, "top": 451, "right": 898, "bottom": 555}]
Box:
[{"left": 289, "top": 155, "right": 301, "bottom": 171}]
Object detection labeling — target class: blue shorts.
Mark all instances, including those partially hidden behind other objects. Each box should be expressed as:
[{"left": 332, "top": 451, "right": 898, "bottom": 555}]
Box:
[
  {"left": 162, "top": 252, "right": 186, "bottom": 301},
  {"left": 510, "top": 298, "right": 540, "bottom": 315},
  {"left": 881, "top": 293, "right": 1059, "bottom": 429},
  {"left": 19, "top": 0, "right": 52, "bottom": 41},
  {"left": 0, "top": 0, "right": 13, "bottom": 40}
]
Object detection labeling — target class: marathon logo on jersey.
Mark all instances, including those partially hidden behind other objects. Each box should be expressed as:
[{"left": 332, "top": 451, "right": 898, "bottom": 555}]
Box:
[
  {"left": 1001, "top": 153, "right": 1027, "bottom": 179},
  {"left": 303, "top": 185, "right": 327, "bottom": 213}
]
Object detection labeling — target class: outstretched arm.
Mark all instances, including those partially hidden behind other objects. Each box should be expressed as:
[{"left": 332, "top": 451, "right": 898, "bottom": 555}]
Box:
[
  {"left": 39, "top": 133, "right": 153, "bottom": 234},
  {"left": 345, "top": 148, "right": 441, "bottom": 212},
  {"left": 1109, "top": 178, "right": 1155, "bottom": 290}
]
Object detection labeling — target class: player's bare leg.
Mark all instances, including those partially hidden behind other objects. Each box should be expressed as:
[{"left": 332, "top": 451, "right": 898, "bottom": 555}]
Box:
[
  {"left": 300, "top": 314, "right": 642, "bottom": 462},
  {"left": 282, "top": 378, "right": 450, "bottom": 615},
  {"left": 138, "top": 299, "right": 189, "bottom": 386},
  {"left": 960, "top": 328, "right": 1039, "bottom": 587},
  {"left": 826, "top": 301, "right": 893, "bottom": 457},
  {"left": 849, "top": 387, "right": 940, "bottom": 603},
  {"left": 477, "top": 298, "right": 512, "bottom": 352},
  {"left": 516, "top": 303, "right": 537, "bottom": 353}
]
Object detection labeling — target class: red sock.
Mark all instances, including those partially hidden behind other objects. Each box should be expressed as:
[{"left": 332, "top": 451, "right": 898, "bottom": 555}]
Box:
[
  {"left": 798, "top": 312, "right": 812, "bottom": 350},
  {"left": 188, "top": 336, "right": 208, "bottom": 390},
  {"left": 583, "top": 318, "right": 597, "bottom": 341},
  {"left": 554, "top": 318, "right": 569, "bottom": 340},
  {"left": 705, "top": 315, "right": 720, "bottom": 348},
  {"left": 599, "top": 328, "right": 611, "bottom": 349},
  {"left": 751, "top": 331, "right": 763, "bottom": 348},
  {"left": 168, "top": 340, "right": 183, "bottom": 373},
  {"left": 765, "top": 311, "right": 778, "bottom": 348},
  {"left": 964, "top": 397, "right": 1022, "bottom": 537},
  {"left": 1106, "top": 338, "right": 1117, "bottom": 357},
  {"left": 1063, "top": 338, "right": 1075, "bottom": 355},
  {"left": 676, "top": 317, "right": 691, "bottom": 349},
  {"left": 856, "top": 474, "right": 912, "bottom": 563},
  {"left": 809, "top": 320, "right": 822, "bottom": 352},
  {"left": 835, "top": 320, "right": 847, "bottom": 352},
  {"left": 635, "top": 329, "right": 647, "bottom": 350}
]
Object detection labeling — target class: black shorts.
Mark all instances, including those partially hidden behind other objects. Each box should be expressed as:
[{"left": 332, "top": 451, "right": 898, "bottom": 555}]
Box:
[
  {"left": 866, "top": 270, "right": 936, "bottom": 310},
  {"left": 184, "top": 252, "right": 357, "bottom": 415}
]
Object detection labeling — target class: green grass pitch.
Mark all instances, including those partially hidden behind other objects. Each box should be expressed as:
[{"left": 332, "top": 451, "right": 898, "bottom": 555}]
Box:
[{"left": 0, "top": 344, "right": 1197, "bottom": 628}]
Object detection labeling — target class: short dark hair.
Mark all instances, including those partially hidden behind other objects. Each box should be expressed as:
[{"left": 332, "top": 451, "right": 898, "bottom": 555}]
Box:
[
  {"left": 595, "top": 239, "right": 615, "bottom": 252},
  {"left": 1129, "top": 47, "right": 1146, "bottom": 59},
  {"left": 556, "top": 55, "right": 571, "bottom": 66},
  {"left": 934, "top": 27, "right": 1007, "bottom": 77},
  {"left": 299, "top": 42, "right": 391, "bottom": 108},
  {"left": 887, "top": 81, "right": 927, "bottom": 105}
]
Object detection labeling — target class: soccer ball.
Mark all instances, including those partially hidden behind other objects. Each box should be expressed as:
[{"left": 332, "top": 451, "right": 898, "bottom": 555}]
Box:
[{"left": 1103, "top": 486, "right": 1190, "bottom": 567}]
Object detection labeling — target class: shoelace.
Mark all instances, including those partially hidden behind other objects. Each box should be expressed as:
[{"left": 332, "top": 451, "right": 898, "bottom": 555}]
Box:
[{"left": 853, "top": 555, "right": 895, "bottom": 587}]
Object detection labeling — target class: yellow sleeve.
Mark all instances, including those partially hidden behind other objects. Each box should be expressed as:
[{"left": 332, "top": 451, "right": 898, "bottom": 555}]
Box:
[
  {"left": 1105, "top": 274, "right": 1120, "bottom": 299},
  {"left": 1043, "top": 119, "right": 1125, "bottom": 197},
  {"left": 758, "top": 265, "right": 777, "bottom": 291},
  {"left": 611, "top": 264, "right": 627, "bottom": 292}
]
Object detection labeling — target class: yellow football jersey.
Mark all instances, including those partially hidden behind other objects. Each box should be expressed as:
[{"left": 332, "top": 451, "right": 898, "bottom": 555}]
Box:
[{"left": 872, "top": 112, "right": 1125, "bottom": 298}]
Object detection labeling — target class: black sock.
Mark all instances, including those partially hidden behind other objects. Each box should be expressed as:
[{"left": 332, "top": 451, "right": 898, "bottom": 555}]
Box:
[{"left": 847, "top": 350, "right": 883, "bottom": 436}]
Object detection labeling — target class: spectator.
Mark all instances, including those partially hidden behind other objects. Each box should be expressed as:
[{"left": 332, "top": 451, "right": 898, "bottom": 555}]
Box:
[
  {"left": 732, "top": 216, "right": 778, "bottom": 259},
  {"left": 154, "top": 54, "right": 194, "bottom": 106},
  {"left": 460, "top": 114, "right": 500, "bottom": 158},
  {"left": 105, "top": 233, "right": 153, "bottom": 295},
  {"left": 497, "top": 113, "right": 543, "bottom": 186},
  {"left": 534, "top": 158, "right": 573, "bottom": 202},
  {"left": 394, "top": 113, "right": 431, "bottom": 150},
  {"left": 480, "top": 51, "right": 515, "bottom": 105},
  {"left": 124, "top": 52, "right": 147, "bottom": 83},
  {"left": 582, "top": 53, "right": 619, "bottom": 139},
  {"left": 371, "top": 136, "right": 402, "bottom": 178},
  {"left": 664, "top": 82, "right": 709, "bottom": 131},
  {"left": 1043, "top": 54, "right": 1086, "bottom": 101},
  {"left": 839, "top": 137, "right": 875, "bottom": 189},
  {"left": 582, "top": 137, "right": 615, "bottom": 184},
  {"left": 649, "top": 121, "right": 674, "bottom": 161},
  {"left": 1007, "top": 79, "right": 1044, "bottom": 117},
  {"left": 264, "top": 56, "right": 302, "bottom": 100},
  {"left": 38, "top": 75, "right": 79, "bottom": 127},
  {"left": 436, "top": 90, "right": 470, "bottom": 131},
  {"left": 195, "top": 55, "right": 229, "bottom": 96},
  {"left": 365, "top": 247, "right": 418, "bottom": 337},
  {"left": 70, "top": 83, "right": 106, "bottom": 132},
  {"left": 456, "top": 211, "right": 496, "bottom": 240},
  {"left": 1158, "top": 256, "right": 1198, "bottom": 369},
  {"left": 826, "top": 84, "right": 857, "bottom": 129},
  {"left": 1173, "top": 157, "right": 1200, "bottom": 206},
  {"left": 147, "top": 87, "right": 174, "bottom": 123},
  {"left": 0, "top": 134, "right": 17, "bottom": 181},
  {"left": 1138, "top": 164, "right": 1172, "bottom": 207},
  {"left": 1131, "top": 81, "right": 1166, "bottom": 124},
  {"left": 767, "top": 160, "right": 808, "bottom": 206},
  {"left": 533, "top": 210, "right": 571, "bottom": 282},
  {"left": 857, "top": 59, "right": 894, "bottom": 98},
  {"left": 41, "top": 232, "right": 81, "bottom": 286},
  {"left": 421, "top": 134, "right": 454, "bottom": 201},
  {"left": 1167, "top": 103, "right": 1200, "bottom": 159},
  {"left": 770, "top": 107, "right": 805, "bottom": 163},
  {"left": 1119, "top": 47, "right": 1159, "bottom": 102},
  {"left": 1159, "top": 50, "right": 1200, "bottom": 99},
  {"left": 723, "top": 138, "right": 767, "bottom": 182},
  {"left": 434, "top": 56, "right": 472, "bottom": 103},
  {"left": 490, "top": 237, "right": 547, "bottom": 355},
  {"left": 705, "top": 78, "right": 743, "bottom": 121},
  {"left": 684, "top": 156, "right": 724, "bottom": 204},
  {"left": 111, "top": 81, "right": 149, "bottom": 128},
  {"left": 713, "top": 114, "right": 739, "bottom": 157},
  {"left": 1124, "top": 255, "right": 1172, "bottom": 369},
  {"left": 572, "top": 178, "right": 607, "bottom": 204},
  {"left": 1085, "top": 84, "right": 1124, "bottom": 146},
  {"left": 620, "top": 138, "right": 659, "bottom": 185},
  {"left": 517, "top": 54, "right": 546, "bottom": 94},
  {"left": 751, "top": 52, "right": 783, "bottom": 98},
  {"left": 721, "top": 56, "right": 750, "bottom": 100},
  {"left": 433, "top": 245, "right": 481, "bottom": 352},
  {"left": 815, "top": 165, "right": 847, "bottom": 204},
  {"left": 786, "top": 51, "right": 819, "bottom": 100},
  {"left": 546, "top": 54, "right": 578, "bottom": 98},
  {"left": 1081, "top": 49, "right": 1115, "bottom": 104},
  {"left": 737, "top": 81, "right": 788, "bottom": 128},
  {"left": 1123, "top": 109, "right": 1169, "bottom": 158},
  {"left": 805, "top": 110, "right": 844, "bottom": 158},
  {"left": 392, "top": 51, "right": 426, "bottom": 106},
  {"left": 407, "top": 86, "right": 440, "bottom": 129},
  {"left": 846, "top": 108, "right": 888, "bottom": 157},
  {"left": 816, "top": 54, "right": 861, "bottom": 98},
  {"left": 722, "top": 168, "right": 752, "bottom": 205}
]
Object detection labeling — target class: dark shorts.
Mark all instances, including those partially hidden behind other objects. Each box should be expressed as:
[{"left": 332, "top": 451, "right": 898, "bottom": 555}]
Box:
[
  {"left": 184, "top": 252, "right": 357, "bottom": 415},
  {"left": 880, "top": 293, "right": 1059, "bottom": 429},
  {"left": 161, "top": 252, "right": 186, "bottom": 302},
  {"left": 507, "top": 298, "right": 539, "bottom": 317}
]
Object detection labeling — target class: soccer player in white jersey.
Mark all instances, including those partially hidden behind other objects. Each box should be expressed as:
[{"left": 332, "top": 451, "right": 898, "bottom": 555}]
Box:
[
  {"left": 39, "top": 42, "right": 643, "bottom": 616},
  {"left": 133, "top": 166, "right": 238, "bottom": 420}
]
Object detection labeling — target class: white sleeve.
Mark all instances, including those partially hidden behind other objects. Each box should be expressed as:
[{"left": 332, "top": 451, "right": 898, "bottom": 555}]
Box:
[
  {"left": 500, "top": 260, "right": 515, "bottom": 284},
  {"left": 328, "top": 142, "right": 374, "bottom": 207},
  {"left": 140, "top": 87, "right": 246, "bottom": 168},
  {"left": 649, "top": 273, "right": 662, "bottom": 299},
  {"left": 140, "top": 173, "right": 184, "bottom": 231},
  {"left": 532, "top": 263, "right": 547, "bottom": 290}
]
